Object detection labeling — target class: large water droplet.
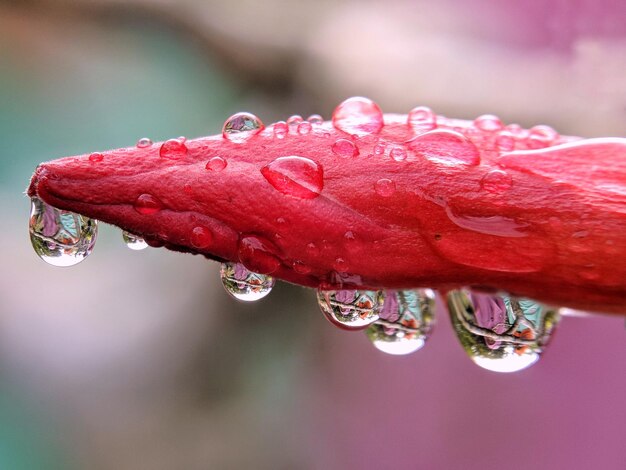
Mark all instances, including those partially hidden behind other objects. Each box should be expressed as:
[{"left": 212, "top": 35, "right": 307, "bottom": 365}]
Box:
[
  {"left": 159, "top": 138, "right": 188, "bottom": 159},
  {"left": 29, "top": 197, "right": 98, "bottom": 267},
  {"left": 261, "top": 156, "right": 324, "bottom": 199},
  {"left": 317, "top": 289, "right": 383, "bottom": 330},
  {"left": 366, "top": 289, "right": 436, "bottom": 355},
  {"left": 389, "top": 147, "right": 407, "bottom": 162},
  {"left": 222, "top": 112, "right": 264, "bottom": 143},
  {"left": 408, "top": 106, "right": 436, "bottom": 133},
  {"left": 297, "top": 121, "right": 312, "bottom": 135},
  {"left": 408, "top": 130, "right": 480, "bottom": 166},
  {"left": 134, "top": 194, "right": 163, "bottom": 215},
  {"left": 238, "top": 234, "right": 281, "bottom": 274},
  {"left": 307, "top": 114, "right": 323, "bottom": 125},
  {"left": 332, "top": 97, "right": 384, "bottom": 136},
  {"left": 122, "top": 231, "right": 148, "bottom": 251},
  {"left": 447, "top": 289, "right": 559, "bottom": 373},
  {"left": 220, "top": 262, "right": 275, "bottom": 301}
]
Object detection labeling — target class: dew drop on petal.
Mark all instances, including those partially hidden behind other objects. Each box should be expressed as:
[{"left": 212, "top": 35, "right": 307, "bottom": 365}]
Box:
[
  {"left": 261, "top": 156, "right": 324, "bottom": 199},
  {"left": 408, "top": 130, "right": 481, "bottom": 166},
  {"left": 222, "top": 112, "right": 264, "bottom": 143},
  {"left": 527, "top": 125, "right": 558, "bottom": 149},
  {"left": 317, "top": 289, "right": 384, "bottom": 330},
  {"left": 332, "top": 97, "right": 384, "bottom": 136},
  {"left": 408, "top": 106, "right": 436, "bottom": 133},
  {"left": 297, "top": 121, "right": 312, "bottom": 135},
  {"left": 480, "top": 170, "right": 513, "bottom": 193},
  {"left": 474, "top": 114, "right": 504, "bottom": 132},
  {"left": 220, "top": 262, "right": 275, "bottom": 301},
  {"left": 29, "top": 197, "right": 98, "bottom": 267},
  {"left": 366, "top": 289, "right": 436, "bottom": 355},
  {"left": 134, "top": 193, "right": 163, "bottom": 215},
  {"left": 496, "top": 130, "right": 516, "bottom": 151},
  {"left": 375, "top": 178, "right": 396, "bottom": 197},
  {"left": 122, "top": 231, "right": 148, "bottom": 251},
  {"left": 331, "top": 139, "right": 359, "bottom": 158},
  {"left": 190, "top": 226, "right": 213, "bottom": 249},
  {"left": 206, "top": 156, "right": 227, "bottom": 171},
  {"left": 273, "top": 121, "right": 288, "bottom": 139},
  {"left": 374, "top": 143, "right": 385, "bottom": 155},
  {"left": 136, "top": 137, "right": 153, "bottom": 148},
  {"left": 89, "top": 152, "right": 103, "bottom": 163},
  {"left": 307, "top": 114, "right": 323, "bottom": 125},
  {"left": 238, "top": 234, "right": 281, "bottom": 275},
  {"left": 159, "top": 138, "right": 188, "bottom": 159},
  {"left": 390, "top": 147, "right": 407, "bottom": 162},
  {"left": 447, "top": 289, "right": 560, "bottom": 373}
]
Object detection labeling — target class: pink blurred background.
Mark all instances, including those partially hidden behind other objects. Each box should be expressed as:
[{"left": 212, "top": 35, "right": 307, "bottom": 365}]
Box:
[{"left": 1, "top": 1, "right": 625, "bottom": 468}]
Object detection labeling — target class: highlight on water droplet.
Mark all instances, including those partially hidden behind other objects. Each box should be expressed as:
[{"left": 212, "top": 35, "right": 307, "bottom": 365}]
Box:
[
  {"left": 331, "top": 139, "right": 359, "bottom": 158},
  {"left": 480, "top": 170, "right": 513, "bottom": 193},
  {"left": 122, "top": 231, "right": 148, "bottom": 251},
  {"left": 273, "top": 121, "right": 288, "bottom": 139},
  {"left": 220, "top": 262, "right": 275, "bottom": 301},
  {"left": 374, "top": 178, "right": 396, "bottom": 197},
  {"left": 407, "top": 106, "right": 436, "bottom": 133},
  {"left": 136, "top": 137, "right": 153, "bottom": 148},
  {"left": 474, "top": 114, "right": 504, "bottom": 132},
  {"left": 447, "top": 289, "right": 559, "bottom": 373},
  {"left": 261, "top": 156, "right": 324, "bottom": 199},
  {"left": 317, "top": 289, "right": 383, "bottom": 330},
  {"left": 408, "top": 130, "right": 480, "bottom": 167},
  {"left": 159, "top": 138, "right": 188, "bottom": 159},
  {"left": 134, "top": 193, "right": 163, "bottom": 215},
  {"left": 366, "top": 289, "right": 436, "bottom": 355},
  {"left": 89, "top": 152, "right": 104, "bottom": 163},
  {"left": 206, "top": 156, "right": 227, "bottom": 171},
  {"left": 223, "top": 112, "right": 264, "bottom": 143},
  {"left": 29, "top": 197, "right": 98, "bottom": 267},
  {"left": 332, "top": 97, "right": 384, "bottom": 136}
]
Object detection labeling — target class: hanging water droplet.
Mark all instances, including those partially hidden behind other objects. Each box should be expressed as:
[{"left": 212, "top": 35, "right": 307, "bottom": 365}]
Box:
[
  {"left": 474, "top": 114, "right": 504, "bottom": 132},
  {"left": 389, "top": 147, "right": 407, "bottom": 162},
  {"left": 332, "top": 97, "right": 384, "bottom": 136},
  {"left": 206, "top": 156, "right": 227, "bottom": 171},
  {"left": 408, "top": 130, "right": 480, "bottom": 166},
  {"left": 297, "top": 121, "right": 312, "bottom": 135},
  {"left": 238, "top": 234, "right": 281, "bottom": 274},
  {"left": 122, "top": 231, "right": 148, "bottom": 251},
  {"left": 220, "top": 262, "right": 275, "bottom": 301},
  {"left": 447, "top": 289, "right": 559, "bottom": 373},
  {"left": 366, "top": 289, "right": 436, "bottom": 355},
  {"left": 134, "top": 193, "right": 163, "bottom": 215},
  {"left": 317, "top": 289, "right": 384, "bottom": 330},
  {"left": 223, "top": 112, "right": 264, "bottom": 143},
  {"left": 136, "top": 137, "right": 153, "bottom": 148},
  {"left": 159, "top": 138, "right": 188, "bottom": 159},
  {"left": 331, "top": 139, "right": 359, "bottom": 158},
  {"left": 89, "top": 152, "right": 104, "bottom": 163},
  {"left": 480, "top": 170, "right": 513, "bottom": 193},
  {"left": 29, "top": 197, "right": 98, "bottom": 267},
  {"left": 307, "top": 114, "right": 323, "bottom": 125},
  {"left": 407, "top": 106, "right": 436, "bottom": 132},
  {"left": 374, "top": 178, "right": 396, "bottom": 197},
  {"left": 261, "top": 156, "right": 324, "bottom": 199}
]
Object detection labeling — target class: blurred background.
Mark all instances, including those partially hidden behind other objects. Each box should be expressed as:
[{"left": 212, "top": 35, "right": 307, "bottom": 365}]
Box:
[{"left": 1, "top": 0, "right": 625, "bottom": 468}]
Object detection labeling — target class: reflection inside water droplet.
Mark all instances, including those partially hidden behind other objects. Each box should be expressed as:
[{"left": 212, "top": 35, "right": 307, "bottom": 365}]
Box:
[
  {"left": 29, "top": 197, "right": 98, "bottom": 267},
  {"left": 223, "top": 112, "right": 264, "bottom": 143},
  {"left": 317, "top": 289, "right": 383, "bottom": 330},
  {"left": 122, "top": 231, "right": 148, "bottom": 251},
  {"left": 366, "top": 289, "right": 436, "bottom": 355},
  {"left": 220, "top": 262, "right": 275, "bottom": 301},
  {"left": 136, "top": 137, "right": 153, "bottom": 148},
  {"left": 447, "top": 289, "right": 559, "bottom": 372}
]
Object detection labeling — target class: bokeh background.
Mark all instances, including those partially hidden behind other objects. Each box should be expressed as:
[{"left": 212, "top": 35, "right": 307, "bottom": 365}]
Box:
[{"left": 1, "top": 1, "right": 625, "bottom": 469}]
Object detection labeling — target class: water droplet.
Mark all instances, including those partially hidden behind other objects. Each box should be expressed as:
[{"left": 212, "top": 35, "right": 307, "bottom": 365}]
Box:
[
  {"left": 287, "top": 115, "right": 303, "bottom": 127},
  {"left": 297, "top": 121, "right": 312, "bottom": 135},
  {"left": 122, "top": 231, "right": 148, "bottom": 251},
  {"left": 273, "top": 121, "right": 288, "bottom": 139},
  {"left": 222, "top": 112, "right": 264, "bottom": 143},
  {"left": 220, "top": 262, "right": 275, "bottom": 301},
  {"left": 292, "top": 260, "right": 312, "bottom": 275},
  {"left": 317, "top": 289, "right": 383, "bottom": 330},
  {"left": 496, "top": 130, "right": 516, "bottom": 151},
  {"left": 159, "top": 138, "right": 188, "bottom": 159},
  {"left": 374, "top": 143, "right": 385, "bottom": 155},
  {"left": 136, "top": 137, "right": 153, "bottom": 148},
  {"left": 261, "top": 156, "right": 324, "bottom": 199},
  {"left": 332, "top": 97, "right": 384, "bottom": 136},
  {"left": 480, "top": 170, "right": 513, "bottom": 193},
  {"left": 307, "top": 114, "right": 323, "bottom": 125},
  {"left": 29, "top": 197, "right": 98, "bottom": 267},
  {"left": 238, "top": 234, "right": 281, "bottom": 274},
  {"left": 366, "top": 289, "right": 435, "bottom": 355},
  {"left": 89, "top": 152, "right": 103, "bottom": 163},
  {"left": 190, "top": 226, "right": 213, "bottom": 249},
  {"left": 134, "top": 194, "right": 163, "bottom": 215},
  {"left": 527, "top": 125, "right": 558, "bottom": 149},
  {"left": 206, "top": 156, "right": 227, "bottom": 171},
  {"left": 331, "top": 139, "right": 359, "bottom": 158},
  {"left": 408, "top": 130, "right": 480, "bottom": 166},
  {"left": 407, "top": 106, "right": 436, "bottom": 132},
  {"left": 389, "top": 147, "right": 407, "bottom": 162},
  {"left": 474, "top": 114, "right": 504, "bottom": 132},
  {"left": 447, "top": 289, "right": 559, "bottom": 372},
  {"left": 505, "top": 124, "right": 528, "bottom": 139},
  {"left": 375, "top": 178, "right": 396, "bottom": 197}
]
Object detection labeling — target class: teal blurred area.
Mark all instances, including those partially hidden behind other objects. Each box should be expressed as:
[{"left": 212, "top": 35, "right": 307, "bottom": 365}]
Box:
[{"left": 1, "top": 1, "right": 625, "bottom": 469}]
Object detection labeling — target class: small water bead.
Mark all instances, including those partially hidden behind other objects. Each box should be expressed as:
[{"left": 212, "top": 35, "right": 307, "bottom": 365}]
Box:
[
  {"left": 222, "top": 112, "right": 264, "bottom": 143},
  {"left": 480, "top": 170, "right": 513, "bottom": 193},
  {"left": 374, "top": 178, "right": 396, "bottom": 197},
  {"left": 122, "top": 231, "right": 148, "bottom": 251},
  {"left": 136, "top": 137, "right": 153, "bottom": 148},
  {"left": 408, "top": 130, "right": 480, "bottom": 167},
  {"left": 190, "top": 226, "right": 213, "bottom": 249},
  {"left": 332, "top": 97, "right": 384, "bottom": 136},
  {"left": 527, "top": 125, "right": 558, "bottom": 149},
  {"left": 238, "top": 234, "right": 281, "bottom": 275},
  {"left": 273, "top": 121, "right": 288, "bottom": 139},
  {"left": 287, "top": 115, "right": 303, "bottom": 127},
  {"left": 220, "top": 262, "right": 275, "bottom": 301},
  {"left": 261, "top": 156, "right": 324, "bottom": 199},
  {"left": 206, "top": 156, "right": 227, "bottom": 171},
  {"left": 307, "top": 114, "right": 323, "bottom": 125},
  {"left": 447, "top": 289, "right": 559, "bottom": 373},
  {"left": 159, "top": 138, "right": 188, "bottom": 159},
  {"left": 134, "top": 194, "right": 163, "bottom": 215},
  {"left": 474, "top": 114, "right": 504, "bottom": 132},
  {"left": 29, "top": 197, "right": 98, "bottom": 267},
  {"left": 366, "top": 289, "right": 436, "bottom": 355},
  {"left": 505, "top": 123, "right": 528, "bottom": 139},
  {"left": 89, "top": 152, "right": 104, "bottom": 163},
  {"left": 496, "top": 130, "right": 516, "bottom": 151},
  {"left": 389, "top": 147, "right": 407, "bottom": 162},
  {"left": 373, "top": 143, "right": 385, "bottom": 155},
  {"left": 331, "top": 139, "right": 359, "bottom": 158},
  {"left": 317, "top": 289, "right": 384, "bottom": 330},
  {"left": 407, "top": 106, "right": 437, "bottom": 132},
  {"left": 297, "top": 121, "right": 312, "bottom": 135}
]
